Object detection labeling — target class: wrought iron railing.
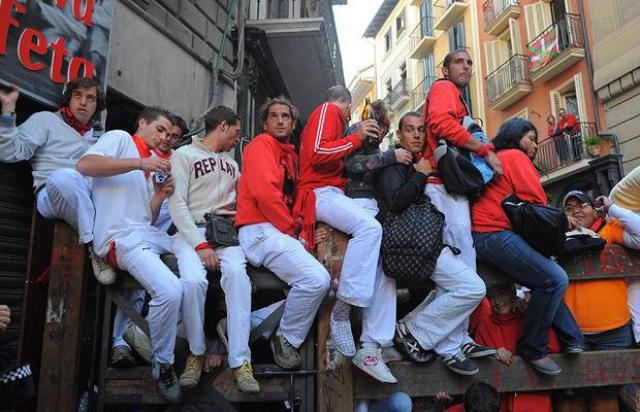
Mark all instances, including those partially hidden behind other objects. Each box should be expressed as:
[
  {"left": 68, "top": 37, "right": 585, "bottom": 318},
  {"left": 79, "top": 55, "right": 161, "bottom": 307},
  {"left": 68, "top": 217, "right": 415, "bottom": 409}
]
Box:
[
  {"left": 486, "top": 54, "right": 530, "bottom": 105},
  {"left": 410, "top": 16, "right": 436, "bottom": 51},
  {"left": 411, "top": 75, "right": 437, "bottom": 110},
  {"left": 527, "top": 13, "right": 584, "bottom": 72},
  {"left": 384, "top": 80, "right": 409, "bottom": 108},
  {"left": 253, "top": 0, "right": 305, "bottom": 19},
  {"left": 536, "top": 122, "right": 597, "bottom": 173},
  {"left": 482, "top": 0, "right": 519, "bottom": 29}
]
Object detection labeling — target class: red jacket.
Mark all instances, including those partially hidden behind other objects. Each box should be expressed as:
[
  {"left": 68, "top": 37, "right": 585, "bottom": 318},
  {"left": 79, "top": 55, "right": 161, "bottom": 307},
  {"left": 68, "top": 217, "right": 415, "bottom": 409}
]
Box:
[
  {"left": 235, "top": 133, "right": 298, "bottom": 235},
  {"left": 422, "top": 80, "right": 472, "bottom": 175},
  {"left": 294, "top": 102, "right": 363, "bottom": 249},
  {"left": 558, "top": 113, "right": 577, "bottom": 133},
  {"left": 472, "top": 149, "right": 546, "bottom": 232}
]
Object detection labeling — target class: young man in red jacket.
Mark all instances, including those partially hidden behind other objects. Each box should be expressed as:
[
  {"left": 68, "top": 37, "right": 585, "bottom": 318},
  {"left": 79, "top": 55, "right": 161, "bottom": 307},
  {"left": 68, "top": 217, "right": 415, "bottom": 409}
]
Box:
[
  {"left": 236, "top": 97, "right": 330, "bottom": 370},
  {"left": 294, "top": 86, "right": 386, "bottom": 362}
]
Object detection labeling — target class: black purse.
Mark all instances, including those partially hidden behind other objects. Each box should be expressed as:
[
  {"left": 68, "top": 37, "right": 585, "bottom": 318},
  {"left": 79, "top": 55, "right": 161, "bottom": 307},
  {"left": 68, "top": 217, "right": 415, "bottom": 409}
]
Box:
[{"left": 204, "top": 213, "right": 239, "bottom": 248}]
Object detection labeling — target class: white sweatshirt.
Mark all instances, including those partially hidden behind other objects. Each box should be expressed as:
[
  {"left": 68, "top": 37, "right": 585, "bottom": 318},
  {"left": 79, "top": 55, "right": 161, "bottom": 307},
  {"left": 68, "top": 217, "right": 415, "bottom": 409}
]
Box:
[
  {"left": 0, "top": 112, "right": 95, "bottom": 190},
  {"left": 168, "top": 137, "right": 239, "bottom": 249}
]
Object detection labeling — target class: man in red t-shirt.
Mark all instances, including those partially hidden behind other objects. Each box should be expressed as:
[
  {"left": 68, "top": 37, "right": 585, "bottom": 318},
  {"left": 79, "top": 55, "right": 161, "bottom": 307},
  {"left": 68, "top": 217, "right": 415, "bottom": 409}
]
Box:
[
  {"left": 294, "top": 86, "right": 386, "bottom": 363},
  {"left": 558, "top": 108, "right": 578, "bottom": 134}
]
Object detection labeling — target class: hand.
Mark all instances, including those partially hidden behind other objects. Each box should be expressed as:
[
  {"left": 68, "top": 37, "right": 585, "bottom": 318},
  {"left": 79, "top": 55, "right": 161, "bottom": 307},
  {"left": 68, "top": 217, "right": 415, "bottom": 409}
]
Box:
[
  {"left": 140, "top": 157, "right": 171, "bottom": 173},
  {"left": 595, "top": 195, "right": 611, "bottom": 213},
  {"left": 0, "top": 85, "right": 19, "bottom": 114},
  {"left": 197, "top": 247, "right": 219, "bottom": 270},
  {"left": 314, "top": 226, "right": 329, "bottom": 244},
  {"left": 394, "top": 148, "right": 413, "bottom": 165},
  {"left": 355, "top": 119, "right": 379, "bottom": 142},
  {"left": 414, "top": 158, "right": 433, "bottom": 175},
  {"left": 435, "top": 391, "right": 453, "bottom": 403},
  {"left": 512, "top": 298, "right": 528, "bottom": 314},
  {"left": 203, "top": 353, "right": 223, "bottom": 372},
  {"left": 495, "top": 347, "right": 513, "bottom": 365},
  {"left": 567, "top": 215, "right": 582, "bottom": 231},
  {"left": 485, "top": 151, "right": 503, "bottom": 175},
  {"left": 0, "top": 305, "right": 11, "bottom": 331}
]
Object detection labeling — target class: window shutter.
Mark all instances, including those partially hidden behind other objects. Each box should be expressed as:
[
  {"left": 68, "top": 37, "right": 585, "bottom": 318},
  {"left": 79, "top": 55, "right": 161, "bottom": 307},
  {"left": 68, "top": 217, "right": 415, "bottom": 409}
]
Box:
[
  {"left": 541, "top": 1, "right": 552, "bottom": 28},
  {"left": 574, "top": 73, "right": 587, "bottom": 122},
  {"left": 484, "top": 41, "right": 497, "bottom": 74},
  {"left": 509, "top": 18, "right": 521, "bottom": 54},
  {"left": 550, "top": 90, "right": 562, "bottom": 118},
  {"left": 524, "top": 4, "right": 537, "bottom": 42},
  {"left": 456, "top": 21, "right": 465, "bottom": 48}
]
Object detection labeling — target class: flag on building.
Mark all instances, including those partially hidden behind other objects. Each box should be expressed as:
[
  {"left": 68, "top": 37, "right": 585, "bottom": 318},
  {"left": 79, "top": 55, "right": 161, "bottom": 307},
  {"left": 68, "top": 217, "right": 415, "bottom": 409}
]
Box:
[{"left": 529, "top": 27, "right": 559, "bottom": 72}]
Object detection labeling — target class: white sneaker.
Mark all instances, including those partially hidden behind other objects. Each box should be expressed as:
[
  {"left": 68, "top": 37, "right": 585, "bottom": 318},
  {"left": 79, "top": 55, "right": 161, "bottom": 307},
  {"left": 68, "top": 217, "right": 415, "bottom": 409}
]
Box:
[
  {"left": 88, "top": 246, "right": 116, "bottom": 285},
  {"left": 352, "top": 346, "right": 397, "bottom": 384},
  {"left": 330, "top": 315, "right": 356, "bottom": 357},
  {"left": 124, "top": 323, "right": 153, "bottom": 364}
]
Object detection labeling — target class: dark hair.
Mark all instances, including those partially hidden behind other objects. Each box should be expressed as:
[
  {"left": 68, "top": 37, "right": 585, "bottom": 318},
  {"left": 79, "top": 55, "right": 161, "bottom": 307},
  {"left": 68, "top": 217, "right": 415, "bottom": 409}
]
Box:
[
  {"left": 259, "top": 96, "right": 298, "bottom": 125},
  {"left": 325, "top": 85, "right": 352, "bottom": 104},
  {"left": 61, "top": 77, "right": 106, "bottom": 122},
  {"left": 492, "top": 118, "right": 538, "bottom": 152},
  {"left": 398, "top": 111, "right": 421, "bottom": 130},
  {"left": 464, "top": 382, "right": 500, "bottom": 412},
  {"left": 487, "top": 283, "right": 516, "bottom": 301},
  {"left": 136, "top": 106, "right": 173, "bottom": 128},
  {"left": 203, "top": 106, "right": 240, "bottom": 134},
  {"left": 170, "top": 114, "right": 188, "bottom": 135},
  {"left": 443, "top": 48, "right": 471, "bottom": 68}
]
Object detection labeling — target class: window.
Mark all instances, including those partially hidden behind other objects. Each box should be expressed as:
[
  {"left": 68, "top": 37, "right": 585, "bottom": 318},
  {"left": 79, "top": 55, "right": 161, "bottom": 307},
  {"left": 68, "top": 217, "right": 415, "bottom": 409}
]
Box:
[
  {"left": 396, "top": 13, "right": 406, "bottom": 37},
  {"left": 448, "top": 21, "right": 465, "bottom": 51},
  {"left": 420, "top": 0, "right": 434, "bottom": 36},
  {"left": 400, "top": 63, "right": 407, "bottom": 81},
  {"left": 523, "top": 1, "right": 553, "bottom": 41},
  {"left": 422, "top": 53, "right": 436, "bottom": 93},
  {"left": 385, "top": 79, "right": 392, "bottom": 96},
  {"left": 384, "top": 30, "right": 392, "bottom": 54},
  {"left": 510, "top": 107, "right": 529, "bottom": 120}
]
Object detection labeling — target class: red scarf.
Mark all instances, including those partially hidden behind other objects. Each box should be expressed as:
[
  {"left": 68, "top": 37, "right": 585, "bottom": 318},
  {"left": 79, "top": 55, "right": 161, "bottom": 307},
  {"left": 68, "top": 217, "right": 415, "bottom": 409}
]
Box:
[
  {"left": 59, "top": 107, "right": 92, "bottom": 136},
  {"left": 132, "top": 134, "right": 152, "bottom": 178},
  {"left": 152, "top": 148, "right": 172, "bottom": 159},
  {"left": 589, "top": 216, "right": 607, "bottom": 233}
]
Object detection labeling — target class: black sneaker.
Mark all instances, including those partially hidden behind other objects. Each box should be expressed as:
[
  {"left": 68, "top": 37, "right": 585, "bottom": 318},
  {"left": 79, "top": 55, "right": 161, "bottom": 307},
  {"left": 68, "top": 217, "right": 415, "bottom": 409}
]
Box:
[
  {"left": 111, "top": 345, "right": 135, "bottom": 368},
  {"left": 152, "top": 362, "right": 182, "bottom": 403},
  {"left": 461, "top": 342, "right": 497, "bottom": 359},
  {"left": 440, "top": 352, "right": 479, "bottom": 376},
  {"left": 270, "top": 333, "right": 302, "bottom": 370},
  {"left": 394, "top": 322, "right": 434, "bottom": 363}
]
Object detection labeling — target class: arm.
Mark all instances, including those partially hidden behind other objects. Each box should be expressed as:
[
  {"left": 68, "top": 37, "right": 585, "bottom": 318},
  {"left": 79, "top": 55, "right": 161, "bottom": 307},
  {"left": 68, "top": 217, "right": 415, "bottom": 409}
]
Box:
[
  {"left": 504, "top": 151, "right": 547, "bottom": 205},
  {"left": 0, "top": 112, "right": 49, "bottom": 163},
  {"left": 427, "top": 83, "right": 473, "bottom": 148},
  {"left": 608, "top": 204, "right": 640, "bottom": 249},
  {"left": 380, "top": 164, "right": 427, "bottom": 213},
  {"left": 244, "top": 140, "right": 296, "bottom": 234},
  {"left": 308, "top": 103, "right": 366, "bottom": 166},
  {"left": 168, "top": 153, "right": 207, "bottom": 248},
  {"left": 77, "top": 155, "right": 142, "bottom": 177}
]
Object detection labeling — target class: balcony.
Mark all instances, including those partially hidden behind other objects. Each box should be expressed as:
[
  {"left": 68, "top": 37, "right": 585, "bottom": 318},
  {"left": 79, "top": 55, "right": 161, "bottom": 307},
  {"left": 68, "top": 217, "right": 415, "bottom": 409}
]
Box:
[
  {"left": 411, "top": 75, "right": 437, "bottom": 111},
  {"left": 246, "top": 0, "right": 344, "bottom": 121},
  {"left": 486, "top": 54, "right": 532, "bottom": 110},
  {"left": 527, "top": 13, "right": 585, "bottom": 83},
  {"left": 409, "top": 17, "right": 438, "bottom": 60},
  {"left": 384, "top": 80, "right": 410, "bottom": 110},
  {"left": 483, "top": 0, "right": 521, "bottom": 36},
  {"left": 434, "top": 0, "right": 468, "bottom": 32},
  {"left": 536, "top": 123, "right": 601, "bottom": 174}
]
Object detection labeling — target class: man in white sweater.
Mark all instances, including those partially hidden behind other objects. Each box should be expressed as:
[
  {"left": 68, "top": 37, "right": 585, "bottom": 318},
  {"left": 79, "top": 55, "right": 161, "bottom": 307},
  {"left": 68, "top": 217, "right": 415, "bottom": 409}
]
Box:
[
  {"left": 0, "top": 78, "right": 116, "bottom": 284},
  {"left": 168, "top": 106, "right": 259, "bottom": 392}
]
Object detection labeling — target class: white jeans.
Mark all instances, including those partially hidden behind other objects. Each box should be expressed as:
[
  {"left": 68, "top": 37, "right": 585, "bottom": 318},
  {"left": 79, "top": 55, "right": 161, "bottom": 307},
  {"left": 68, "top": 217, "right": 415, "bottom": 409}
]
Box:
[
  {"left": 315, "top": 187, "right": 382, "bottom": 307},
  {"left": 628, "top": 279, "right": 640, "bottom": 343},
  {"left": 114, "top": 229, "right": 182, "bottom": 364},
  {"left": 173, "top": 228, "right": 252, "bottom": 367},
  {"left": 36, "top": 168, "right": 95, "bottom": 244},
  {"left": 239, "top": 223, "right": 330, "bottom": 348},
  {"left": 404, "top": 247, "right": 485, "bottom": 357},
  {"left": 351, "top": 198, "right": 397, "bottom": 348},
  {"left": 112, "top": 289, "right": 145, "bottom": 348}
]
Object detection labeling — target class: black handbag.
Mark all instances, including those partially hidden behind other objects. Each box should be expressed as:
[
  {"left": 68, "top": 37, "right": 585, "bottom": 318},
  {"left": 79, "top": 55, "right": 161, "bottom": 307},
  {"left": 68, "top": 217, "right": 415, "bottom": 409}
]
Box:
[
  {"left": 381, "top": 198, "right": 445, "bottom": 283},
  {"left": 204, "top": 213, "right": 239, "bottom": 248},
  {"left": 501, "top": 194, "right": 568, "bottom": 257},
  {"left": 433, "top": 139, "right": 485, "bottom": 199}
]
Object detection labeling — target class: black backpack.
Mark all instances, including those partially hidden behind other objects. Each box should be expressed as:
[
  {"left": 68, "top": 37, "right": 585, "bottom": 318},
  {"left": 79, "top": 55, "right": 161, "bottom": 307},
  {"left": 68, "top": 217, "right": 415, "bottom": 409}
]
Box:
[{"left": 381, "top": 198, "right": 445, "bottom": 284}]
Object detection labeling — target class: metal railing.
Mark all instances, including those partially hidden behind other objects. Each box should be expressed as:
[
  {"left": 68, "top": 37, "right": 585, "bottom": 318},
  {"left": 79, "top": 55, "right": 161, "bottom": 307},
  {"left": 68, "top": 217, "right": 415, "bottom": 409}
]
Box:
[
  {"left": 411, "top": 75, "right": 437, "bottom": 110},
  {"left": 527, "top": 13, "right": 584, "bottom": 71},
  {"left": 482, "top": 0, "right": 519, "bottom": 29},
  {"left": 536, "top": 122, "right": 597, "bottom": 173},
  {"left": 486, "top": 54, "right": 530, "bottom": 105},
  {"left": 253, "top": 0, "right": 306, "bottom": 19},
  {"left": 436, "top": 0, "right": 467, "bottom": 10},
  {"left": 384, "top": 80, "right": 409, "bottom": 108},
  {"left": 410, "top": 16, "right": 436, "bottom": 51}
]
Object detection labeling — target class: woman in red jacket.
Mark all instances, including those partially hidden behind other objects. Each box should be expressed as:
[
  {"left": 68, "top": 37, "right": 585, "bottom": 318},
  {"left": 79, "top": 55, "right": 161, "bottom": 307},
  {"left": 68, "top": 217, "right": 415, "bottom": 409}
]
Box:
[{"left": 471, "top": 118, "right": 584, "bottom": 376}]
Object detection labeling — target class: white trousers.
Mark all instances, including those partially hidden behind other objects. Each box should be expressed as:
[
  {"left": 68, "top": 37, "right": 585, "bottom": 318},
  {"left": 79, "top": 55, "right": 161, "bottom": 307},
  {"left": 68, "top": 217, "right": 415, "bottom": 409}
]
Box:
[
  {"left": 351, "top": 198, "right": 397, "bottom": 348},
  {"left": 114, "top": 229, "right": 182, "bottom": 365},
  {"left": 315, "top": 187, "right": 382, "bottom": 307},
  {"left": 112, "top": 289, "right": 146, "bottom": 348},
  {"left": 404, "top": 247, "right": 485, "bottom": 357},
  {"left": 628, "top": 279, "right": 640, "bottom": 343},
  {"left": 239, "top": 223, "right": 330, "bottom": 348},
  {"left": 173, "top": 228, "right": 252, "bottom": 367},
  {"left": 36, "top": 168, "right": 95, "bottom": 244}
]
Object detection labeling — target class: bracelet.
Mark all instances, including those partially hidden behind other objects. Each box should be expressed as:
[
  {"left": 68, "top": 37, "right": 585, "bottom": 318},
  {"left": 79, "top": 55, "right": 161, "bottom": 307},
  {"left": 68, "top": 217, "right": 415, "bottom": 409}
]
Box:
[
  {"left": 476, "top": 143, "right": 495, "bottom": 158},
  {"left": 139, "top": 158, "right": 143, "bottom": 171},
  {"left": 1, "top": 108, "right": 15, "bottom": 117},
  {"left": 195, "top": 242, "right": 212, "bottom": 251}
]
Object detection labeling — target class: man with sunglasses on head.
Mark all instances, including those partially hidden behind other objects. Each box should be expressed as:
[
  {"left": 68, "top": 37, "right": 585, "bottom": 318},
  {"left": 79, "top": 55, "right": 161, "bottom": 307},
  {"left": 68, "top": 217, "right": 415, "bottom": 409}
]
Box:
[{"left": 0, "top": 78, "right": 116, "bottom": 285}]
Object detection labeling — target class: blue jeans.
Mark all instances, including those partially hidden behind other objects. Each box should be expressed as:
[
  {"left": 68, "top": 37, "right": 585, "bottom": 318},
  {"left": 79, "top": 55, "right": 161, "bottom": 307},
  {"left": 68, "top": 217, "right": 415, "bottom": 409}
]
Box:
[
  {"left": 473, "top": 230, "right": 584, "bottom": 360},
  {"left": 585, "top": 321, "right": 634, "bottom": 351},
  {"left": 368, "top": 393, "right": 412, "bottom": 412}
]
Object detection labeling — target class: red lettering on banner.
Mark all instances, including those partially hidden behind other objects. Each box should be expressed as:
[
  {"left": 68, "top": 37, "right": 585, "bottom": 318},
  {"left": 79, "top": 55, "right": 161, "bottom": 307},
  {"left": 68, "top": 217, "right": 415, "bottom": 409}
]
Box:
[
  {"left": 50, "top": 37, "right": 69, "bottom": 83},
  {"left": 54, "top": 0, "right": 95, "bottom": 27},
  {"left": 67, "top": 57, "right": 94, "bottom": 79},
  {"left": 17, "top": 28, "right": 47, "bottom": 71},
  {"left": 0, "top": 0, "right": 26, "bottom": 54}
]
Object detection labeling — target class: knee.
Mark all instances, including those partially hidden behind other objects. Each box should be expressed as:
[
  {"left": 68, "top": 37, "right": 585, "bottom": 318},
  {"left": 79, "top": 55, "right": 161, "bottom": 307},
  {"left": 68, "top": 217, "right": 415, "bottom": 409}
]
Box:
[
  {"left": 300, "top": 268, "right": 330, "bottom": 296},
  {"left": 158, "top": 277, "right": 183, "bottom": 305},
  {"left": 357, "top": 216, "right": 382, "bottom": 240},
  {"left": 48, "top": 168, "right": 81, "bottom": 191},
  {"left": 387, "top": 392, "right": 412, "bottom": 412},
  {"left": 542, "top": 269, "right": 569, "bottom": 293},
  {"left": 455, "top": 271, "right": 486, "bottom": 303},
  {"left": 181, "top": 274, "right": 208, "bottom": 293},
  {"left": 221, "top": 265, "right": 251, "bottom": 291}
]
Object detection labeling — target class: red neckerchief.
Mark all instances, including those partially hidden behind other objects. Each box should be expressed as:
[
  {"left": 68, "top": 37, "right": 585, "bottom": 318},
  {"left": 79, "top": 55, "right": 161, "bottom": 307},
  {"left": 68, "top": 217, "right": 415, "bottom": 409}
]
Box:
[
  {"left": 153, "top": 149, "right": 172, "bottom": 160},
  {"left": 491, "top": 310, "right": 521, "bottom": 324},
  {"left": 589, "top": 216, "right": 607, "bottom": 233},
  {"left": 132, "top": 135, "right": 152, "bottom": 178},
  {"left": 59, "top": 107, "right": 92, "bottom": 136}
]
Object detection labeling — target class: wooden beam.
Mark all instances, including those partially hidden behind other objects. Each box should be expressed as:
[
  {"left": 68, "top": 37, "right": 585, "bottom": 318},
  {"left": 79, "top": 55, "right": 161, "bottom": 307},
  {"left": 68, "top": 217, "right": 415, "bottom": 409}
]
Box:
[
  {"left": 37, "top": 222, "right": 87, "bottom": 412},
  {"left": 355, "top": 350, "right": 640, "bottom": 399},
  {"left": 315, "top": 224, "right": 354, "bottom": 412}
]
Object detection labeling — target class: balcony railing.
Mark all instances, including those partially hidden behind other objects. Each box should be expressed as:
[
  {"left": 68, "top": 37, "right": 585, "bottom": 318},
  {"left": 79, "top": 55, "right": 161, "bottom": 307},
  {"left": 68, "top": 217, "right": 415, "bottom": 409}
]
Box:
[
  {"left": 486, "top": 54, "right": 530, "bottom": 105},
  {"left": 252, "top": 0, "right": 308, "bottom": 20},
  {"left": 411, "top": 75, "right": 437, "bottom": 111},
  {"left": 536, "top": 122, "right": 597, "bottom": 173},
  {"left": 434, "top": 0, "right": 468, "bottom": 31},
  {"left": 483, "top": 0, "right": 519, "bottom": 29},
  {"left": 527, "top": 13, "right": 584, "bottom": 74},
  {"left": 384, "top": 80, "right": 410, "bottom": 109}
]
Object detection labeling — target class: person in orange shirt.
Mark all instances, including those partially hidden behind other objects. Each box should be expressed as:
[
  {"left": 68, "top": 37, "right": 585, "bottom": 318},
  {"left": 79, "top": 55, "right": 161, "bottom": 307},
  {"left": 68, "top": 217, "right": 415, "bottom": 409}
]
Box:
[{"left": 562, "top": 190, "right": 638, "bottom": 412}]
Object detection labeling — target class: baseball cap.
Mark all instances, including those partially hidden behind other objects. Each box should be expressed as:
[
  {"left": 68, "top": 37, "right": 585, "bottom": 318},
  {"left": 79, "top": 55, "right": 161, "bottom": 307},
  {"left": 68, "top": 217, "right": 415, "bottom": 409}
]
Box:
[{"left": 562, "top": 190, "right": 594, "bottom": 207}]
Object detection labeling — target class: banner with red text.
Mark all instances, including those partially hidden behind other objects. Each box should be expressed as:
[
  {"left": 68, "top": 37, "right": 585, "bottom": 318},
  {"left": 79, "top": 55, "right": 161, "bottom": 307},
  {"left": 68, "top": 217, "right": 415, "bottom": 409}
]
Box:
[{"left": 0, "top": 0, "right": 114, "bottom": 107}]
